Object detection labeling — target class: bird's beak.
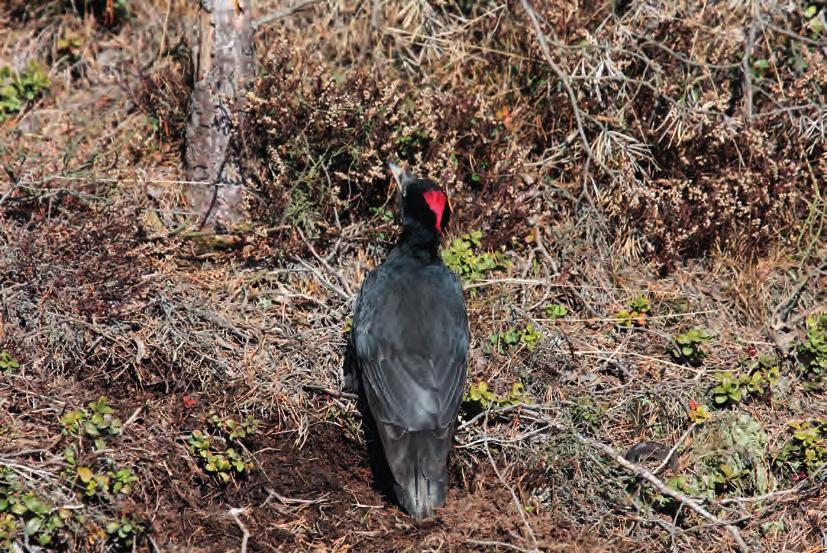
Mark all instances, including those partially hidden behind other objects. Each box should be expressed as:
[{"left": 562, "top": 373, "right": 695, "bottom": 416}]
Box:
[{"left": 388, "top": 161, "right": 410, "bottom": 195}]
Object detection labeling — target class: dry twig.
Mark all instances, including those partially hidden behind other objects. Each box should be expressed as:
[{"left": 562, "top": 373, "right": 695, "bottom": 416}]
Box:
[{"left": 228, "top": 507, "right": 251, "bottom": 553}]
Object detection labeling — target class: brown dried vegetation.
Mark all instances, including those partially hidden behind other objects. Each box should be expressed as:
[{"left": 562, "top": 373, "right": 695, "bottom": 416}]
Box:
[{"left": 0, "top": 0, "right": 825, "bottom": 552}]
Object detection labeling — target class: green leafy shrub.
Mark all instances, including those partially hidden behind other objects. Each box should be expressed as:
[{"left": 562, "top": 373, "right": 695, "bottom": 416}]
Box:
[
  {"left": 711, "top": 356, "right": 781, "bottom": 407},
  {"left": 671, "top": 328, "right": 711, "bottom": 366},
  {"left": 53, "top": 437, "right": 143, "bottom": 550},
  {"left": 797, "top": 314, "right": 827, "bottom": 386},
  {"left": 74, "top": 466, "right": 109, "bottom": 498},
  {"left": 615, "top": 296, "right": 651, "bottom": 328},
  {"left": 72, "top": 466, "right": 138, "bottom": 498},
  {"left": 441, "top": 230, "right": 508, "bottom": 282},
  {"left": 750, "top": 58, "right": 770, "bottom": 80},
  {"left": 0, "top": 352, "right": 19, "bottom": 374},
  {"left": 186, "top": 428, "right": 254, "bottom": 484},
  {"left": 109, "top": 468, "right": 138, "bottom": 495},
  {"left": 56, "top": 28, "right": 84, "bottom": 63},
  {"left": 0, "top": 468, "right": 70, "bottom": 548},
  {"left": 60, "top": 397, "right": 122, "bottom": 450},
  {"left": 710, "top": 462, "right": 748, "bottom": 493},
  {"left": 711, "top": 372, "right": 743, "bottom": 406},
  {"left": 370, "top": 206, "right": 394, "bottom": 239},
  {"left": 544, "top": 303, "right": 568, "bottom": 321},
  {"left": 105, "top": 516, "right": 144, "bottom": 549},
  {"left": 464, "top": 381, "right": 526, "bottom": 409},
  {"left": 775, "top": 419, "right": 827, "bottom": 480},
  {"left": 489, "top": 324, "right": 542, "bottom": 354},
  {"left": 207, "top": 412, "right": 258, "bottom": 443},
  {"left": 0, "top": 61, "right": 50, "bottom": 120},
  {"left": 741, "top": 357, "right": 781, "bottom": 399},
  {"left": 63, "top": 446, "right": 139, "bottom": 499}
]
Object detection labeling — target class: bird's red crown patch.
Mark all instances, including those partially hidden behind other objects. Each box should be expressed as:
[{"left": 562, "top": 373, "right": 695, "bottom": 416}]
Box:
[{"left": 422, "top": 190, "right": 447, "bottom": 232}]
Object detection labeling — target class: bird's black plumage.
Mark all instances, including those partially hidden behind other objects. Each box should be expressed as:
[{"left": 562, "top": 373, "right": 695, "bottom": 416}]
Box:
[{"left": 351, "top": 165, "right": 469, "bottom": 518}]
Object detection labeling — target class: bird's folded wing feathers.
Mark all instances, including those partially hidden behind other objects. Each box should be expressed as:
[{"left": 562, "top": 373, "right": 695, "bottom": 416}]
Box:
[
  {"left": 358, "top": 337, "right": 467, "bottom": 430},
  {"left": 353, "top": 267, "right": 468, "bottom": 431}
]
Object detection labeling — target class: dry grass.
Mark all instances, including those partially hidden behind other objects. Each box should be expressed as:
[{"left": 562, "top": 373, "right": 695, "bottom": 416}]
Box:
[{"left": 0, "top": 0, "right": 825, "bottom": 551}]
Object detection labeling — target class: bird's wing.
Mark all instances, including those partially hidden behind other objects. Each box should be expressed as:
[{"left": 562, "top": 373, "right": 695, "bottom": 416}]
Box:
[{"left": 353, "top": 264, "right": 468, "bottom": 431}]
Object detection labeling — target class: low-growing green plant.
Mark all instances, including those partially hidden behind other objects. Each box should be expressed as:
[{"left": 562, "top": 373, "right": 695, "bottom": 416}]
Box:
[
  {"left": 60, "top": 396, "right": 122, "bottom": 450},
  {"left": 207, "top": 412, "right": 258, "bottom": 443},
  {"left": 544, "top": 303, "right": 568, "bottom": 321},
  {"left": 797, "top": 314, "right": 827, "bottom": 386},
  {"left": 743, "top": 363, "right": 781, "bottom": 395},
  {"left": 105, "top": 516, "right": 144, "bottom": 549},
  {"left": 751, "top": 57, "right": 770, "bottom": 80},
  {"left": 0, "top": 60, "right": 50, "bottom": 120},
  {"left": 0, "top": 352, "right": 19, "bottom": 374},
  {"left": 0, "top": 514, "right": 15, "bottom": 550},
  {"left": 572, "top": 396, "right": 604, "bottom": 427},
  {"left": 0, "top": 468, "right": 70, "bottom": 548},
  {"left": 489, "top": 324, "right": 542, "bottom": 354},
  {"left": 659, "top": 462, "right": 748, "bottom": 508},
  {"left": 710, "top": 462, "right": 747, "bottom": 494},
  {"left": 72, "top": 466, "right": 138, "bottom": 498},
  {"left": 284, "top": 187, "right": 319, "bottom": 236},
  {"left": 615, "top": 296, "right": 652, "bottom": 328},
  {"left": 775, "top": 419, "right": 827, "bottom": 480},
  {"left": 711, "top": 372, "right": 744, "bottom": 406},
  {"left": 441, "top": 230, "right": 508, "bottom": 282},
  {"left": 710, "top": 356, "right": 781, "bottom": 407},
  {"left": 464, "top": 381, "right": 526, "bottom": 409},
  {"left": 75, "top": 466, "right": 108, "bottom": 498},
  {"left": 63, "top": 446, "right": 139, "bottom": 499},
  {"left": 671, "top": 328, "right": 711, "bottom": 366},
  {"left": 659, "top": 474, "right": 698, "bottom": 506},
  {"left": 370, "top": 205, "right": 394, "bottom": 223},
  {"left": 369, "top": 206, "right": 395, "bottom": 240},
  {"left": 687, "top": 400, "right": 711, "bottom": 424},
  {"left": 186, "top": 430, "right": 253, "bottom": 484},
  {"left": 109, "top": 468, "right": 138, "bottom": 496},
  {"left": 804, "top": 3, "right": 825, "bottom": 37}
]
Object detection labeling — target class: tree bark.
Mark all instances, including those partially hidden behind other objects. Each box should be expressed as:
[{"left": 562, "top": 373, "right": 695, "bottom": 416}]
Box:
[{"left": 186, "top": 0, "right": 255, "bottom": 230}]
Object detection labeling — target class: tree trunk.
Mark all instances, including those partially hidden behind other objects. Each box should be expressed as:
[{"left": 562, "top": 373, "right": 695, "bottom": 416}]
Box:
[{"left": 186, "top": 0, "right": 255, "bottom": 230}]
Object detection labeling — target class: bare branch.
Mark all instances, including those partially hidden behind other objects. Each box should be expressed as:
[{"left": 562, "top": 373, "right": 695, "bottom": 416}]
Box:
[
  {"left": 253, "top": 0, "right": 319, "bottom": 31},
  {"left": 519, "top": 0, "right": 612, "bottom": 178}
]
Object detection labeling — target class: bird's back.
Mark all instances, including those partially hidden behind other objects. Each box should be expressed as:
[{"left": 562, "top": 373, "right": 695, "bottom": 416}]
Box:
[{"left": 352, "top": 253, "right": 469, "bottom": 517}]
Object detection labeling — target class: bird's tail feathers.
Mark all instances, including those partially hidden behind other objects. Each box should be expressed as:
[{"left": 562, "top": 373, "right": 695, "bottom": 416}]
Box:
[{"left": 384, "top": 428, "right": 450, "bottom": 519}]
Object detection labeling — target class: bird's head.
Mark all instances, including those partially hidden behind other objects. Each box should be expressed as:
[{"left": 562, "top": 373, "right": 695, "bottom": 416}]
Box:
[{"left": 388, "top": 162, "right": 451, "bottom": 237}]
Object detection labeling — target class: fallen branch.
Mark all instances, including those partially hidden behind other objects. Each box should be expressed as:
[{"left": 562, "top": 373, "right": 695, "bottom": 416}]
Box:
[
  {"left": 466, "top": 538, "right": 538, "bottom": 552},
  {"left": 584, "top": 435, "right": 748, "bottom": 551},
  {"left": 263, "top": 487, "right": 330, "bottom": 506},
  {"left": 653, "top": 423, "right": 696, "bottom": 476},
  {"left": 511, "top": 407, "right": 751, "bottom": 552},
  {"left": 253, "top": 0, "right": 318, "bottom": 31},
  {"left": 228, "top": 507, "right": 250, "bottom": 553},
  {"left": 302, "top": 384, "right": 357, "bottom": 401}
]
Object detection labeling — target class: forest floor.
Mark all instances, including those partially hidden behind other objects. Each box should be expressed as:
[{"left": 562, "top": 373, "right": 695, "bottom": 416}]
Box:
[{"left": 1, "top": 1, "right": 825, "bottom": 552}]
